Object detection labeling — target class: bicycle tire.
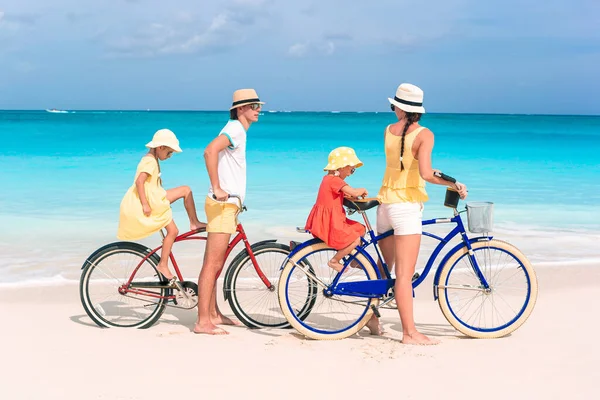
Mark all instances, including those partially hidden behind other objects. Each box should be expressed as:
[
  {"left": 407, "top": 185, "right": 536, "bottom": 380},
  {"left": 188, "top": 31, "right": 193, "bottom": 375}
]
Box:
[
  {"left": 437, "top": 239, "right": 538, "bottom": 338},
  {"left": 278, "top": 241, "right": 380, "bottom": 340},
  {"left": 225, "top": 243, "right": 296, "bottom": 328},
  {"left": 80, "top": 242, "right": 167, "bottom": 328}
]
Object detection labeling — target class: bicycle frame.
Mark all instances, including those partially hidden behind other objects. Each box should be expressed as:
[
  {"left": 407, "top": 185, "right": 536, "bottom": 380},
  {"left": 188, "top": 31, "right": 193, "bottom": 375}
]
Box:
[
  {"left": 288, "top": 209, "right": 493, "bottom": 300},
  {"left": 121, "top": 223, "right": 275, "bottom": 301}
]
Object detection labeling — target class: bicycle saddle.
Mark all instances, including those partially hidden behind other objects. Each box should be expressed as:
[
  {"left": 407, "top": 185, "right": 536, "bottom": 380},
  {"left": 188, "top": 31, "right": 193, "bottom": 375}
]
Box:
[{"left": 343, "top": 198, "right": 381, "bottom": 211}]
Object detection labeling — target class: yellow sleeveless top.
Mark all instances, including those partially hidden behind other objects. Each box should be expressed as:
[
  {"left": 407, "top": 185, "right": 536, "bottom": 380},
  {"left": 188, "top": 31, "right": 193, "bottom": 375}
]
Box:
[{"left": 377, "top": 125, "right": 429, "bottom": 204}]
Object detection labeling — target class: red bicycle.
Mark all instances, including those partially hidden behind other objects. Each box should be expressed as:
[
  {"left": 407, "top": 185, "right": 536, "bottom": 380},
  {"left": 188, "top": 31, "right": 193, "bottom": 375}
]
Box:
[{"left": 79, "top": 195, "right": 299, "bottom": 329}]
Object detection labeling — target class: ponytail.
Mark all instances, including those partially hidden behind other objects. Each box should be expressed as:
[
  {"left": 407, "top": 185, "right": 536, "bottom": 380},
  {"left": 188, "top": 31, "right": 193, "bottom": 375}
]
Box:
[{"left": 399, "top": 112, "right": 422, "bottom": 171}]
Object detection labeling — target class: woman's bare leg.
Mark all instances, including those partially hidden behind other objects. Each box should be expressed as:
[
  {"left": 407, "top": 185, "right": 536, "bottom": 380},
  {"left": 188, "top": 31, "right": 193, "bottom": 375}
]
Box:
[
  {"left": 157, "top": 220, "right": 178, "bottom": 280},
  {"left": 394, "top": 234, "right": 438, "bottom": 345},
  {"left": 363, "top": 235, "right": 395, "bottom": 335},
  {"left": 166, "top": 186, "right": 205, "bottom": 230},
  {"left": 377, "top": 235, "right": 395, "bottom": 274}
]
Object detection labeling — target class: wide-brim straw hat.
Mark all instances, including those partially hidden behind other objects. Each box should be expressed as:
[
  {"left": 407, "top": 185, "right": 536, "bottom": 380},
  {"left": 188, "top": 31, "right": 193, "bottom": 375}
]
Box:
[
  {"left": 145, "top": 129, "right": 182, "bottom": 152},
  {"left": 230, "top": 88, "right": 265, "bottom": 110},
  {"left": 388, "top": 83, "right": 426, "bottom": 114},
  {"left": 324, "top": 147, "right": 364, "bottom": 171}
]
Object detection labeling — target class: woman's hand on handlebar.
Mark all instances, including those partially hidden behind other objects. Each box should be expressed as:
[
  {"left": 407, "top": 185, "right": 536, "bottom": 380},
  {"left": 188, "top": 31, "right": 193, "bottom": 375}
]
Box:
[
  {"left": 212, "top": 187, "right": 229, "bottom": 201},
  {"left": 453, "top": 182, "right": 468, "bottom": 199}
]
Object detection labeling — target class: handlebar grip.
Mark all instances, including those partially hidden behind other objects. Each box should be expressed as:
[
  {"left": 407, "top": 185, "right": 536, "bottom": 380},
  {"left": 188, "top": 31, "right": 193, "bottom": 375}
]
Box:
[
  {"left": 212, "top": 194, "right": 231, "bottom": 200},
  {"left": 434, "top": 171, "right": 457, "bottom": 184}
]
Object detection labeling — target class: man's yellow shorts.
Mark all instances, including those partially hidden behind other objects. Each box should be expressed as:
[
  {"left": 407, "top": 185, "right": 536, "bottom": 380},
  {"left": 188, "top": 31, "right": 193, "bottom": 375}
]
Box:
[{"left": 204, "top": 196, "right": 239, "bottom": 234}]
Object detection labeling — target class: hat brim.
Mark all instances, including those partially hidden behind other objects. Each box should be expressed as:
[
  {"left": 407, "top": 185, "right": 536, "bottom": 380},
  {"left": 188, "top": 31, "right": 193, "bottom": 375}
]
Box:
[
  {"left": 388, "top": 98, "right": 425, "bottom": 114},
  {"left": 145, "top": 141, "right": 183, "bottom": 152},
  {"left": 323, "top": 160, "right": 364, "bottom": 171},
  {"left": 230, "top": 101, "right": 265, "bottom": 110}
]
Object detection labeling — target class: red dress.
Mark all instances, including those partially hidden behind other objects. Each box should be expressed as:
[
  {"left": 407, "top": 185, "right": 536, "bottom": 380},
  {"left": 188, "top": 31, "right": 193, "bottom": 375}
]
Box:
[{"left": 305, "top": 175, "right": 366, "bottom": 250}]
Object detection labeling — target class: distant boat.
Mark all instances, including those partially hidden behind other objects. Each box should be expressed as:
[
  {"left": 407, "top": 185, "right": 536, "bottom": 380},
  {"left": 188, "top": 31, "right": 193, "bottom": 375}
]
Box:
[{"left": 45, "top": 108, "right": 68, "bottom": 114}]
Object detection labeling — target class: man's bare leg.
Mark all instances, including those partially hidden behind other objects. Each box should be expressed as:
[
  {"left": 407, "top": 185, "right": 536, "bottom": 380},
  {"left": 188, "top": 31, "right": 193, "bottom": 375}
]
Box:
[
  {"left": 209, "top": 285, "right": 240, "bottom": 326},
  {"left": 194, "top": 232, "right": 230, "bottom": 335},
  {"left": 394, "top": 234, "right": 439, "bottom": 345}
]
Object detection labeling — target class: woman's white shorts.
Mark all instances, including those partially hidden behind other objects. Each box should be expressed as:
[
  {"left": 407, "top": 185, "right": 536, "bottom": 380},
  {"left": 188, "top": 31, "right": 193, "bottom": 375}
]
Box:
[{"left": 376, "top": 202, "right": 423, "bottom": 236}]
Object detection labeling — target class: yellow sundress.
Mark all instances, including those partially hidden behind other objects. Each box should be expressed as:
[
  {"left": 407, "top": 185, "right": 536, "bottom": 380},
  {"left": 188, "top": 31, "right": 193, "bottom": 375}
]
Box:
[{"left": 117, "top": 156, "right": 172, "bottom": 240}]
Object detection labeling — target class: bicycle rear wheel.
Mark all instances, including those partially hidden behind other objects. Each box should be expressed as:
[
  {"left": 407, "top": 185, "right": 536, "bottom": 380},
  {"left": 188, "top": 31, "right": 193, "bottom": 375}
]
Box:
[
  {"left": 80, "top": 242, "right": 167, "bottom": 328},
  {"left": 437, "top": 239, "right": 538, "bottom": 338},
  {"left": 278, "top": 242, "right": 380, "bottom": 340},
  {"left": 225, "top": 243, "right": 294, "bottom": 328}
]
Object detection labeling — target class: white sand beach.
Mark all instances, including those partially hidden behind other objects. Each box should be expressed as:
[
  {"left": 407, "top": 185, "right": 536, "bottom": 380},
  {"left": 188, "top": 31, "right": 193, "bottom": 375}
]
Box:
[{"left": 1, "top": 263, "right": 599, "bottom": 399}]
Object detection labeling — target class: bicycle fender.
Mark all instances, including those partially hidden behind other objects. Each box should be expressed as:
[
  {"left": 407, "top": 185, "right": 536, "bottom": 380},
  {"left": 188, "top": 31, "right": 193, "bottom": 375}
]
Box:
[
  {"left": 80, "top": 241, "right": 158, "bottom": 270},
  {"left": 352, "top": 247, "right": 384, "bottom": 279},
  {"left": 432, "top": 236, "right": 493, "bottom": 300},
  {"left": 280, "top": 238, "right": 324, "bottom": 270},
  {"left": 222, "top": 239, "right": 280, "bottom": 301}
]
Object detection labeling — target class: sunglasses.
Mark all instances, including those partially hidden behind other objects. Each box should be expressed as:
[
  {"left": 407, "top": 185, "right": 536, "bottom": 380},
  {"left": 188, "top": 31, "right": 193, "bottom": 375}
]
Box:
[
  {"left": 249, "top": 103, "right": 262, "bottom": 111},
  {"left": 390, "top": 104, "right": 396, "bottom": 111}
]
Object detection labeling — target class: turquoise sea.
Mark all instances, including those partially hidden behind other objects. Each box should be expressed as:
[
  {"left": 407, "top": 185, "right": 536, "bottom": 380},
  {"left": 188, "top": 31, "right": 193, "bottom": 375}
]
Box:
[{"left": 1, "top": 110, "right": 599, "bottom": 284}]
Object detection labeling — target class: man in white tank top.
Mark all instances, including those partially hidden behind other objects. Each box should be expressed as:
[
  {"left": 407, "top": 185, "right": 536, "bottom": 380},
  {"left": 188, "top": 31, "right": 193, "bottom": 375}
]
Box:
[{"left": 194, "top": 89, "right": 264, "bottom": 335}]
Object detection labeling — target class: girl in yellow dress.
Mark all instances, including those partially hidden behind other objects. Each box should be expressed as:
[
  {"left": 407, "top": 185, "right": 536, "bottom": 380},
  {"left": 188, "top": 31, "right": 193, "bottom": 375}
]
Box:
[{"left": 117, "top": 129, "right": 206, "bottom": 283}]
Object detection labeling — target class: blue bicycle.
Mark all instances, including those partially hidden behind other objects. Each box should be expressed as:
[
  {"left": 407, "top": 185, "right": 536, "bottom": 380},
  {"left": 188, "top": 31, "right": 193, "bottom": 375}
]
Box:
[{"left": 277, "top": 183, "right": 538, "bottom": 340}]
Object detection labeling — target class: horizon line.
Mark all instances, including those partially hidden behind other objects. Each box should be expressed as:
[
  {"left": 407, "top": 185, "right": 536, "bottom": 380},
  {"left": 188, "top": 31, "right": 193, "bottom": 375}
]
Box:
[{"left": 1, "top": 109, "right": 599, "bottom": 117}]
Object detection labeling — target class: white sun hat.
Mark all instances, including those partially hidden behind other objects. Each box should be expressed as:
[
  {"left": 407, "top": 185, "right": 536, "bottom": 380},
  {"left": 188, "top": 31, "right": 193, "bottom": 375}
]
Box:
[
  {"left": 388, "top": 83, "right": 426, "bottom": 114},
  {"left": 145, "top": 129, "right": 182, "bottom": 152}
]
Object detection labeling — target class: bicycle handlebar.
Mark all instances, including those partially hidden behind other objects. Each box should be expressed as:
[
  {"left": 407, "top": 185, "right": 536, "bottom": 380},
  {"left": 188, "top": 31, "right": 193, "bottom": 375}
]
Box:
[
  {"left": 212, "top": 194, "right": 247, "bottom": 212},
  {"left": 434, "top": 171, "right": 457, "bottom": 184}
]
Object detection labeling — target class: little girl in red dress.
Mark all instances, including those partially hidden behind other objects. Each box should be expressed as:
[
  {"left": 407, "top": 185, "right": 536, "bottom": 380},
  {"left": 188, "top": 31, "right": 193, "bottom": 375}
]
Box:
[{"left": 305, "top": 147, "right": 368, "bottom": 272}]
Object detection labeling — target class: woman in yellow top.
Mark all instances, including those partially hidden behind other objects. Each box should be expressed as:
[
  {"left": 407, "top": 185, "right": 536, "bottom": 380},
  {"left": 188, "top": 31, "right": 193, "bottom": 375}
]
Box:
[
  {"left": 117, "top": 129, "right": 206, "bottom": 283},
  {"left": 377, "top": 83, "right": 468, "bottom": 345}
]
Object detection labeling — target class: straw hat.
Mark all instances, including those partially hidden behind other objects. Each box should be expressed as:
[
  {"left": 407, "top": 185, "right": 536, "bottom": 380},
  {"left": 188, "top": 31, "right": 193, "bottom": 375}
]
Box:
[
  {"left": 388, "top": 83, "right": 426, "bottom": 114},
  {"left": 324, "top": 147, "right": 364, "bottom": 171},
  {"left": 145, "top": 129, "right": 182, "bottom": 152},
  {"left": 230, "top": 88, "right": 265, "bottom": 110}
]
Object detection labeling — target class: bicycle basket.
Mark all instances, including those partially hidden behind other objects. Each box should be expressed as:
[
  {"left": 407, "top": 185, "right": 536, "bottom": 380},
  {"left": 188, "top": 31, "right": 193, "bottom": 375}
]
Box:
[{"left": 466, "top": 202, "right": 494, "bottom": 233}]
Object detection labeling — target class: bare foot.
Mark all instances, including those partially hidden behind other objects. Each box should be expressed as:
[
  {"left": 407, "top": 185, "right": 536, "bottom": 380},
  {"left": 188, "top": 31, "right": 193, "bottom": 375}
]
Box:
[
  {"left": 212, "top": 314, "right": 241, "bottom": 326},
  {"left": 327, "top": 259, "right": 344, "bottom": 272},
  {"left": 156, "top": 264, "right": 174, "bottom": 280},
  {"left": 401, "top": 331, "right": 439, "bottom": 345},
  {"left": 366, "top": 315, "right": 385, "bottom": 336},
  {"left": 190, "top": 221, "right": 207, "bottom": 231},
  {"left": 193, "top": 322, "right": 229, "bottom": 335}
]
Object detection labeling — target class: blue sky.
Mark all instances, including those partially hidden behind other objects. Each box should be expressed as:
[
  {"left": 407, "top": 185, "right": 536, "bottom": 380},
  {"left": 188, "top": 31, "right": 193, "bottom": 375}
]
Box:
[{"left": 1, "top": 0, "right": 599, "bottom": 114}]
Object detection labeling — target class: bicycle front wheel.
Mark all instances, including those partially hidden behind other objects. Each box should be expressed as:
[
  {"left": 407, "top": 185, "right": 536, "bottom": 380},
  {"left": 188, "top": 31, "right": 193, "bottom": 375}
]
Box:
[
  {"left": 80, "top": 242, "right": 167, "bottom": 328},
  {"left": 225, "top": 243, "right": 292, "bottom": 328},
  {"left": 278, "top": 242, "right": 380, "bottom": 340},
  {"left": 437, "top": 239, "right": 538, "bottom": 338}
]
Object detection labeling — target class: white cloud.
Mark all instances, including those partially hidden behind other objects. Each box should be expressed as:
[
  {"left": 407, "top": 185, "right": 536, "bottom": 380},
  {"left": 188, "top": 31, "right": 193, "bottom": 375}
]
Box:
[
  {"left": 104, "top": 3, "right": 269, "bottom": 58},
  {"left": 288, "top": 42, "right": 308, "bottom": 57},
  {"left": 287, "top": 40, "right": 335, "bottom": 58}
]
